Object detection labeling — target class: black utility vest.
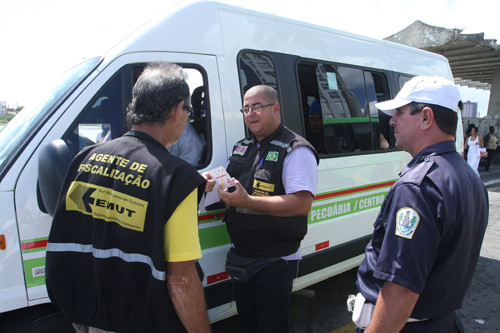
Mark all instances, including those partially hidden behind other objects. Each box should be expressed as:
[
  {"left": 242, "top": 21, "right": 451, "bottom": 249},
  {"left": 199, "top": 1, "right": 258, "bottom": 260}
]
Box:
[
  {"left": 46, "top": 131, "right": 206, "bottom": 332},
  {"left": 225, "top": 124, "right": 318, "bottom": 257}
]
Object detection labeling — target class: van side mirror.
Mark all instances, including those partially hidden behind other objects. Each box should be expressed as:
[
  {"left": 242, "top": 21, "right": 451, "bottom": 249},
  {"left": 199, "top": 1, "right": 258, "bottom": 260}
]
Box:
[{"left": 38, "top": 140, "right": 73, "bottom": 216}]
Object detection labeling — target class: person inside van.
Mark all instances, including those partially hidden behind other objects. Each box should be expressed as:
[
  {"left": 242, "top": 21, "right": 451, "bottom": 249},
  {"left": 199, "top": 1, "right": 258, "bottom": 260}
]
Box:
[
  {"left": 167, "top": 121, "right": 206, "bottom": 167},
  {"left": 168, "top": 87, "right": 207, "bottom": 167},
  {"left": 306, "top": 98, "right": 326, "bottom": 154}
]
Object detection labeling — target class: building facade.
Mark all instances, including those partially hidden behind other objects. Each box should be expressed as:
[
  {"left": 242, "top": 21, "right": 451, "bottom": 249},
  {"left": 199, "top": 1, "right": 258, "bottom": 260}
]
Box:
[{"left": 463, "top": 101, "right": 478, "bottom": 118}]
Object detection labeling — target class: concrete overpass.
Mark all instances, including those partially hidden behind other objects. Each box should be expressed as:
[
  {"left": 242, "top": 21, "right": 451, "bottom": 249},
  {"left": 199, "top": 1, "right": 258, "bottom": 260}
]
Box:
[{"left": 384, "top": 20, "right": 500, "bottom": 119}]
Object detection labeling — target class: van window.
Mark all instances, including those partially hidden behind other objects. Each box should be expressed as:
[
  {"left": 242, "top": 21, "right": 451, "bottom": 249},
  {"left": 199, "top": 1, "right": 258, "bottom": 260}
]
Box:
[
  {"left": 0, "top": 57, "right": 101, "bottom": 181},
  {"left": 63, "top": 64, "right": 210, "bottom": 168},
  {"left": 178, "top": 67, "right": 210, "bottom": 168},
  {"left": 238, "top": 52, "right": 277, "bottom": 94},
  {"left": 399, "top": 74, "right": 413, "bottom": 88},
  {"left": 298, "top": 61, "right": 392, "bottom": 155},
  {"left": 64, "top": 72, "right": 124, "bottom": 156},
  {"left": 368, "top": 71, "right": 394, "bottom": 150}
]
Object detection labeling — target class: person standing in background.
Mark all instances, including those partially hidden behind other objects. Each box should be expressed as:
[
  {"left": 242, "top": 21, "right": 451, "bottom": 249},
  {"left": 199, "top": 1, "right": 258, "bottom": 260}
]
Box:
[
  {"left": 484, "top": 125, "right": 497, "bottom": 171},
  {"left": 464, "top": 125, "right": 484, "bottom": 176}
]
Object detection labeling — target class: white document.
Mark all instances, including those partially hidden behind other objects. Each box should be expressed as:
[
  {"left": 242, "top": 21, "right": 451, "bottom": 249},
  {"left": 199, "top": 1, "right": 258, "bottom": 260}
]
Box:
[{"left": 204, "top": 166, "right": 232, "bottom": 208}]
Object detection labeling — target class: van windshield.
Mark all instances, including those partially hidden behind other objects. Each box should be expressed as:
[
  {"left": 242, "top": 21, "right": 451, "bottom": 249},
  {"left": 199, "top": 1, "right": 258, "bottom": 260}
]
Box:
[{"left": 0, "top": 57, "right": 102, "bottom": 181}]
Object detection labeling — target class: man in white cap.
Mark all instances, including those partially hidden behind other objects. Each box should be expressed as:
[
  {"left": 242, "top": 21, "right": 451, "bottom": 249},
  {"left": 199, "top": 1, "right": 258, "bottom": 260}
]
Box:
[{"left": 350, "top": 76, "right": 489, "bottom": 332}]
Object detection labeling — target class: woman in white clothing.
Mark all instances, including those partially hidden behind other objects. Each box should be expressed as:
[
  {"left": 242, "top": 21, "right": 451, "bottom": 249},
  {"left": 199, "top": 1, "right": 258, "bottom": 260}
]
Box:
[{"left": 464, "top": 126, "right": 484, "bottom": 176}]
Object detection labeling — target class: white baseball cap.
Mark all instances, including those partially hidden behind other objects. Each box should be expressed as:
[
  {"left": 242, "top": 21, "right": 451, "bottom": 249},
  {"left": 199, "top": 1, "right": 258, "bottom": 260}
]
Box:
[{"left": 375, "top": 76, "right": 461, "bottom": 116}]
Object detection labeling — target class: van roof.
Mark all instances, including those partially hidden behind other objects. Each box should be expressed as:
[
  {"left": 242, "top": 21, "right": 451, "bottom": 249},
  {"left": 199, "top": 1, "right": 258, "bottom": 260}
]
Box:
[{"left": 102, "top": 0, "right": 452, "bottom": 78}]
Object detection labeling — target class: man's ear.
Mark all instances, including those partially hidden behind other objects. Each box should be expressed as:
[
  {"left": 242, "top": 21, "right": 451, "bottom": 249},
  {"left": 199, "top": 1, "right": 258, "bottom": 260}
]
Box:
[
  {"left": 273, "top": 102, "right": 281, "bottom": 117},
  {"left": 421, "top": 107, "right": 434, "bottom": 130}
]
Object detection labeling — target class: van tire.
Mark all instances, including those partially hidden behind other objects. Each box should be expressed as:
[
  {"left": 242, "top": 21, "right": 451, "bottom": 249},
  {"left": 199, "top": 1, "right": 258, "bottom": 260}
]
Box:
[{"left": 0, "top": 304, "right": 73, "bottom": 333}]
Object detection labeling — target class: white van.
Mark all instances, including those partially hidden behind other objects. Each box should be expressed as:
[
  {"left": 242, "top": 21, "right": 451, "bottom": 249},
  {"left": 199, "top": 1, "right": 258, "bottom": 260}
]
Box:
[{"left": 0, "top": 0, "right": 461, "bottom": 330}]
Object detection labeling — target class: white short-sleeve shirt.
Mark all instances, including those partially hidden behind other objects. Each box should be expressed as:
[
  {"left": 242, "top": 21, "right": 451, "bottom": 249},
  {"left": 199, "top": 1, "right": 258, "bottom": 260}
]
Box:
[{"left": 282, "top": 145, "right": 318, "bottom": 260}]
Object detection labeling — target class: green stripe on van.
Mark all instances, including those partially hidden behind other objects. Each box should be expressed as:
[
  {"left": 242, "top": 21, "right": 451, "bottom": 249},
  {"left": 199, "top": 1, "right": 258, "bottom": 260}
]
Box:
[
  {"left": 309, "top": 192, "right": 387, "bottom": 224},
  {"left": 199, "top": 224, "right": 231, "bottom": 250},
  {"left": 323, "top": 117, "right": 372, "bottom": 124},
  {"left": 24, "top": 257, "right": 46, "bottom": 288}
]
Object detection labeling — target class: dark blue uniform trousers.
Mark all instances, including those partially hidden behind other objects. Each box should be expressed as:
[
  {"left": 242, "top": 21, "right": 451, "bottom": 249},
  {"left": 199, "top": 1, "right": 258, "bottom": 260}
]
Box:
[{"left": 234, "top": 259, "right": 298, "bottom": 333}]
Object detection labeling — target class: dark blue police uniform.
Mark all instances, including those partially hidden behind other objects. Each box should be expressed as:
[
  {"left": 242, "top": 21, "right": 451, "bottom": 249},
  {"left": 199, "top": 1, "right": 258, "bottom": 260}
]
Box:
[{"left": 356, "top": 140, "right": 488, "bottom": 332}]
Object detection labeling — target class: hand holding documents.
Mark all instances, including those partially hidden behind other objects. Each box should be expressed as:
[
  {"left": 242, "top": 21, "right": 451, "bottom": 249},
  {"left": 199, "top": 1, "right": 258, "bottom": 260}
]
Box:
[{"left": 204, "top": 166, "right": 232, "bottom": 207}]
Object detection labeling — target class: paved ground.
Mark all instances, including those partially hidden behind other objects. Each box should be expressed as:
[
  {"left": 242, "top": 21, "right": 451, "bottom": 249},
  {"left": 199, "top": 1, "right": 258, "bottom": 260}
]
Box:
[
  {"left": 457, "top": 183, "right": 500, "bottom": 332},
  {"left": 478, "top": 162, "right": 500, "bottom": 186}
]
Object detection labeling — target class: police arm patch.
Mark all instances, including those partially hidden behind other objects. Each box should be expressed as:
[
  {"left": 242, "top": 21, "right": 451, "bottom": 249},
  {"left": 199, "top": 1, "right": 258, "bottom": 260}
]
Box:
[{"left": 395, "top": 207, "right": 420, "bottom": 239}]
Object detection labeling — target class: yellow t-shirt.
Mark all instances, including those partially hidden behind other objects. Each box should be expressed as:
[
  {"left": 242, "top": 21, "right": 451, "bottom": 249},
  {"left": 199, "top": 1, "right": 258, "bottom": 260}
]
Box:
[{"left": 163, "top": 188, "right": 202, "bottom": 262}]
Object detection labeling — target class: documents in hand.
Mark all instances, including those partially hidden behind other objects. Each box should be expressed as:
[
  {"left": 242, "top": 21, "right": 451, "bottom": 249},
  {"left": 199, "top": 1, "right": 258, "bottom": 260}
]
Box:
[{"left": 204, "top": 166, "right": 232, "bottom": 207}]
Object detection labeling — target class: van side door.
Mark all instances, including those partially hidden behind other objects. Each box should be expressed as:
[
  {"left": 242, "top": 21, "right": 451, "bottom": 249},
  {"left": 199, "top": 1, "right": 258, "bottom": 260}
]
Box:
[{"left": 15, "top": 53, "right": 225, "bottom": 309}]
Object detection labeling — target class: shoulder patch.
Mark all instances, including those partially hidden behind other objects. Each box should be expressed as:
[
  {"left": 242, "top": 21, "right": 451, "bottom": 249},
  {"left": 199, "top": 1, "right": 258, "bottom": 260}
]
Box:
[
  {"left": 233, "top": 145, "right": 248, "bottom": 156},
  {"left": 395, "top": 207, "right": 420, "bottom": 239}
]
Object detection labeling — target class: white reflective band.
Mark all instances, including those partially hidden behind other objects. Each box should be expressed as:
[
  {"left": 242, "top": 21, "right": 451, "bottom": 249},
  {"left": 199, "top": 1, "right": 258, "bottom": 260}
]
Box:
[
  {"left": 47, "top": 242, "right": 166, "bottom": 281},
  {"left": 407, "top": 317, "right": 428, "bottom": 323},
  {"left": 270, "top": 140, "right": 292, "bottom": 153},
  {"left": 241, "top": 138, "right": 253, "bottom": 145}
]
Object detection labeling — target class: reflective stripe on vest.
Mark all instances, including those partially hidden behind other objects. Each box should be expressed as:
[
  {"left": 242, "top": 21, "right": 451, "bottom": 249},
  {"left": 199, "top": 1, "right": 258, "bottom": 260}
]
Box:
[{"left": 47, "top": 242, "right": 166, "bottom": 281}]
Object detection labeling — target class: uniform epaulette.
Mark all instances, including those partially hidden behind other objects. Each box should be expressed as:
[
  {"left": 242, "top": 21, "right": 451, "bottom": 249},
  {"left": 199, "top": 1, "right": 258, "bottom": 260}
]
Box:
[
  {"left": 400, "top": 156, "right": 435, "bottom": 186},
  {"left": 236, "top": 138, "right": 254, "bottom": 146}
]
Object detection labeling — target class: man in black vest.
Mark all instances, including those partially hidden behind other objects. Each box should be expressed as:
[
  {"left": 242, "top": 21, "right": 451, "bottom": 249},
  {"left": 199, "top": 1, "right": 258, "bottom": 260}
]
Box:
[
  {"left": 46, "top": 62, "right": 210, "bottom": 332},
  {"left": 352, "top": 76, "right": 489, "bottom": 332},
  {"left": 218, "top": 85, "right": 318, "bottom": 333}
]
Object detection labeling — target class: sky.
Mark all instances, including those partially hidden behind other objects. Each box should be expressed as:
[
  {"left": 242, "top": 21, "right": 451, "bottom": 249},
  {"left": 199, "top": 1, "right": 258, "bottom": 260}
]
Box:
[{"left": 1, "top": 0, "right": 498, "bottom": 115}]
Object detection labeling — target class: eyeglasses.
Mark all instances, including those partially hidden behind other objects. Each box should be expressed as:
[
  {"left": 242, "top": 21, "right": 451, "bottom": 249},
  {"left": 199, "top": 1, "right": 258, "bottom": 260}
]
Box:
[
  {"left": 240, "top": 103, "right": 275, "bottom": 115},
  {"left": 183, "top": 104, "right": 194, "bottom": 118}
]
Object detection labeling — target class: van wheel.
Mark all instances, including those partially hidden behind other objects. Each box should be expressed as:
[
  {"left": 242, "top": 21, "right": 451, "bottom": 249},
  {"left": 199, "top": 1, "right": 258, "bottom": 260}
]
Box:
[{"left": 0, "top": 304, "right": 73, "bottom": 333}]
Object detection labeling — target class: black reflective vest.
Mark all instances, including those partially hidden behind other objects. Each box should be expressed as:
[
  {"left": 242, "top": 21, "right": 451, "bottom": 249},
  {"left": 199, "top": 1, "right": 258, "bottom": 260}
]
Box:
[
  {"left": 225, "top": 124, "right": 318, "bottom": 257},
  {"left": 46, "top": 131, "right": 206, "bottom": 333}
]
